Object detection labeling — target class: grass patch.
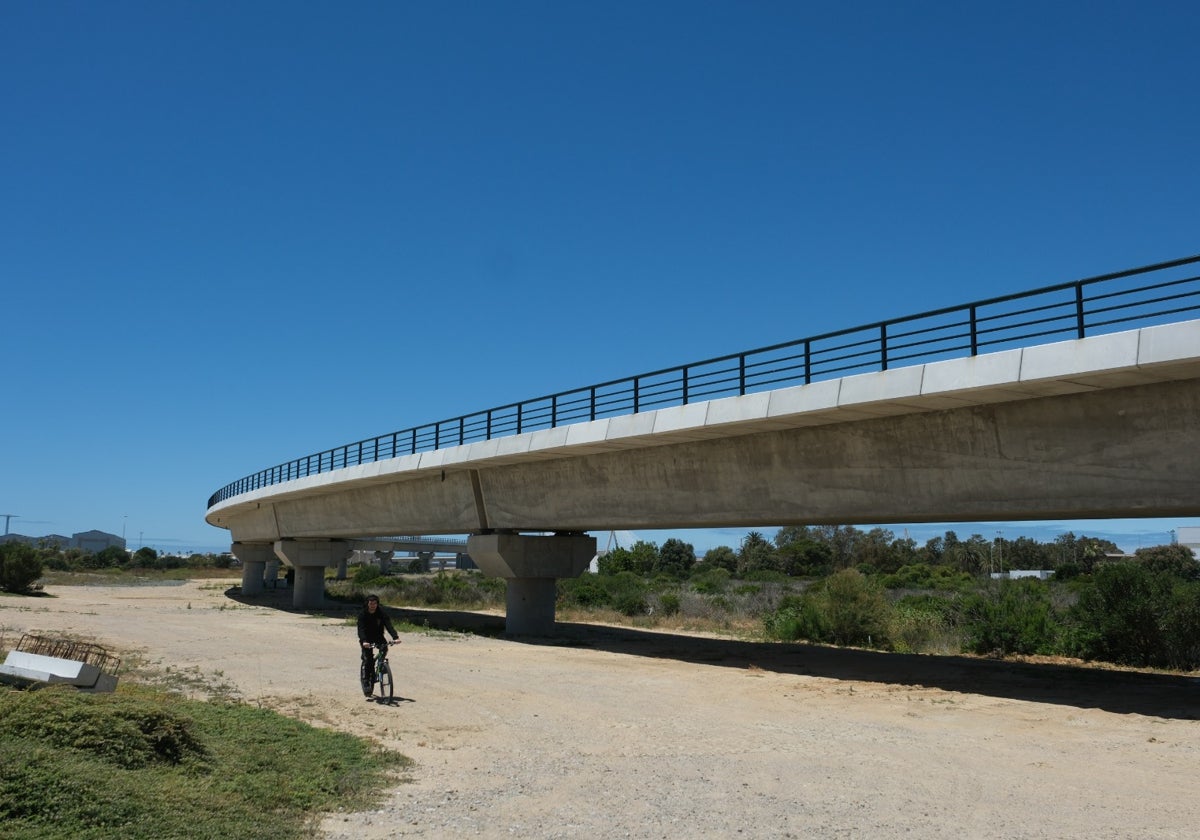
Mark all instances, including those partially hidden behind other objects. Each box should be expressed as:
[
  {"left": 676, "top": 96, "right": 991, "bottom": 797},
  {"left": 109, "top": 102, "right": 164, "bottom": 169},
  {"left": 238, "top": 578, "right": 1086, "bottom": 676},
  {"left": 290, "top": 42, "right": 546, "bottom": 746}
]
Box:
[{"left": 0, "top": 684, "right": 410, "bottom": 839}]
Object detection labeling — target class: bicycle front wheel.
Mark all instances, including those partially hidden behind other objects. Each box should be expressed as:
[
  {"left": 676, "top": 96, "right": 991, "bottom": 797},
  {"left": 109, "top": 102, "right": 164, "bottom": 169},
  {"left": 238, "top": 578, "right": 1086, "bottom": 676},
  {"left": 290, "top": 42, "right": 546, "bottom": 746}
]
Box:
[
  {"left": 378, "top": 661, "right": 393, "bottom": 699},
  {"left": 359, "top": 660, "right": 373, "bottom": 696}
]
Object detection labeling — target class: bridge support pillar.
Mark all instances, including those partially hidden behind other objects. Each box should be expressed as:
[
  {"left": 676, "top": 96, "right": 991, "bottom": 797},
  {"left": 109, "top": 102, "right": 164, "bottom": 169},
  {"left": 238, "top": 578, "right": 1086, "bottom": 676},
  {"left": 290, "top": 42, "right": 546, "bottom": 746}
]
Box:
[
  {"left": 232, "top": 542, "right": 274, "bottom": 595},
  {"left": 375, "top": 551, "right": 393, "bottom": 575},
  {"left": 265, "top": 558, "right": 281, "bottom": 589},
  {"left": 273, "top": 539, "right": 352, "bottom": 610},
  {"left": 468, "top": 532, "right": 596, "bottom": 636},
  {"left": 335, "top": 557, "right": 348, "bottom": 581}
]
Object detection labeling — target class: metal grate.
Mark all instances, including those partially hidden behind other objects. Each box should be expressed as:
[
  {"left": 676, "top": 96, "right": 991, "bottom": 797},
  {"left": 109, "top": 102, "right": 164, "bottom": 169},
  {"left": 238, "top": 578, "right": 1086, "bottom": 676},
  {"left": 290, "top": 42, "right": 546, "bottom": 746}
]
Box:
[{"left": 15, "top": 634, "right": 122, "bottom": 677}]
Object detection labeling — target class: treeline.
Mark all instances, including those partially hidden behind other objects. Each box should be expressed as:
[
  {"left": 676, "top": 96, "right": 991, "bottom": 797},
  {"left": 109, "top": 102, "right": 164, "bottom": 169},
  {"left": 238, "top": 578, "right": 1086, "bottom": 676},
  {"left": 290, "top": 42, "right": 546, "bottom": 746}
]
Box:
[
  {"left": 0, "top": 542, "right": 233, "bottom": 593},
  {"left": 587, "top": 525, "right": 1200, "bottom": 671},
  {"left": 598, "top": 525, "right": 1136, "bottom": 580}
]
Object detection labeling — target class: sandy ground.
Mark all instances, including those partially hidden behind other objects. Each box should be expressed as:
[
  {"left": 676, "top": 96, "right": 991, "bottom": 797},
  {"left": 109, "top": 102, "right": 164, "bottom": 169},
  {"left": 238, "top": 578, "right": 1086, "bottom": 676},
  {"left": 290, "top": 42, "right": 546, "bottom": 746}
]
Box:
[{"left": 3, "top": 578, "right": 1200, "bottom": 839}]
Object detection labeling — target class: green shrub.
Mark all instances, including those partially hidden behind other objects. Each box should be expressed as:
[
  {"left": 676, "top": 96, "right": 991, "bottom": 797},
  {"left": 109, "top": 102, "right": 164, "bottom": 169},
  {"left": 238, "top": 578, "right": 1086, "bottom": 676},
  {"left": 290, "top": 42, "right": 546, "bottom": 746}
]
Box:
[
  {"left": 958, "top": 579, "right": 1058, "bottom": 656},
  {"left": 1065, "top": 564, "right": 1176, "bottom": 667},
  {"left": 0, "top": 542, "right": 43, "bottom": 594},
  {"left": 881, "top": 563, "right": 974, "bottom": 591},
  {"left": 763, "top": 594, "right": 828, "bottom": 642},
  {"left": 558, "top": 575, "right": 611, "bottom": 608},
  {"left": 820, "top": 569, "right": 891, "bottom": 647},
  {"left": 690, "top": 568, "right": 730, "bottom": 594},
  {"left": 352, "top": 564, "right": 383, "bottom": 584},
  {"left": 656, "top": 591, "right": 681, "bottom": 616},
  {"left": 888, "top": 598, "right": 957, "bottom": 654}
]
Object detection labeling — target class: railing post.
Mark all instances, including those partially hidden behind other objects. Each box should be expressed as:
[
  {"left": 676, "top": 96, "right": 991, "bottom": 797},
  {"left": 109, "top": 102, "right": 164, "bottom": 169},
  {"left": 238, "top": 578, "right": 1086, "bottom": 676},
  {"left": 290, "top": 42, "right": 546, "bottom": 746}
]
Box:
[
  {"left": 410, "top": 428, "right": 417, "bottom": 454},
  {"left": 551, "top": 394, "right": 558, "bottom": 428},
  {"left": 486, "top": 409, "right": 493, "bottom": 439},
  {"left": 590, "top": 386, "right": 596, "bottom": 421},
  {"left": 969, "top": 305, "right": 979, "bottom": 355},
  {"left": 682, "top": 367, "right": 689, "bottom": 405},
  {"left": 738, "top": 355, "right": 746, "bottom": 396},
  {"left": 517, "top": 403, "right": 523, "bottom": 434},
  {"left": 459, "top": 416, "right": 465, "bottom": 445},
  {"left": 804, "top": 340, "right": 811, "bottom": 384},
  {"left": 880, "top": 323, "right": 888, "bottom": 371},
  {"left": 1075, "top": 283, "right": 1086, "bottom": 338},
  {"left": 435, "top": 423, "right": 440, "bottom": 450},
  {"left": 633, "top": 377, "right": 640, "bottom": 413}
]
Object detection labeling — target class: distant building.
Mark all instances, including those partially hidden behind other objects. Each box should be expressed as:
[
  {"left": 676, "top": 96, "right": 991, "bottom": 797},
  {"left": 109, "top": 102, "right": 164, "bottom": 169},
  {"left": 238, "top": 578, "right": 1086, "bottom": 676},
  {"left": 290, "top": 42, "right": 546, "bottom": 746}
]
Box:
[
  {"left": 990, "top": 570, "right": 1054, "bottom": 580},
  {"left": 1176, "top": 527, "right": 1200, "bottom": 559},
  {"left": 0, "top": 530, "right": 125, "bottom": 552},
  {"left": 72, "top": 530, "right": 126, "bottom": 552}
]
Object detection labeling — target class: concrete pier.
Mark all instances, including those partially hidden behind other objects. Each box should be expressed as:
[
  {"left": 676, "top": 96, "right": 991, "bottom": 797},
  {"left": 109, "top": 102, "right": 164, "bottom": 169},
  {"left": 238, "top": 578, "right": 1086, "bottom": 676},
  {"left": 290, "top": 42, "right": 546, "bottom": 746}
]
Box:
[
  {"left": 232, "top": 542, "right": 275, "bottom": 595},
  {"left": 468, "top": 532, "right": 596, "bottom": 636},
  {"left": 273, "top": 539, "right": 352, "bottom": 609}
]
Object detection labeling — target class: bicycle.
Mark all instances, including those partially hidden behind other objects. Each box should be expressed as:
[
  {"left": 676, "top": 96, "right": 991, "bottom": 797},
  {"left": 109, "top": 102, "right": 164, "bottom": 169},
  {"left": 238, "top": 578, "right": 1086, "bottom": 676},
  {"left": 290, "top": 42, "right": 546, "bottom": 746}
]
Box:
[{"left": 360, "top": 641, "right": 394, "bottom": 700}]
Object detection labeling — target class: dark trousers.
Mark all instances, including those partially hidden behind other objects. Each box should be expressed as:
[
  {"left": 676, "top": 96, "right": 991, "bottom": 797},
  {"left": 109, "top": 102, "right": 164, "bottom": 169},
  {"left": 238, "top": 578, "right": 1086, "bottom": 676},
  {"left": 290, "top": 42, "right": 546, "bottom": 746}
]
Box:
[{"left": 361, "top": 640, "right": 388, "bottom": 681}]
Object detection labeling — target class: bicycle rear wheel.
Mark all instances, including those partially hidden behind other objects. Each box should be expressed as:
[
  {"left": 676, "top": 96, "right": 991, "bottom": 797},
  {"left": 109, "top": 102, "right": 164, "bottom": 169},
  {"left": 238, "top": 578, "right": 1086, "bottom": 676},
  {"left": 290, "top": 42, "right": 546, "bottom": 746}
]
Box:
[{"left": 378, "top": 661, "right": 393, "bottom": 699}]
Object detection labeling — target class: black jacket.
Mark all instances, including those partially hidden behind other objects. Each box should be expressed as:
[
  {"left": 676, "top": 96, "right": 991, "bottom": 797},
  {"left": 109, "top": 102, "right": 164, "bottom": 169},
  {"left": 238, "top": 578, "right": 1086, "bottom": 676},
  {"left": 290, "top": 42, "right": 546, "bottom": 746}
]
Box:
[{"left": 357, "top": 607, "right": 398, "bottom": 645}]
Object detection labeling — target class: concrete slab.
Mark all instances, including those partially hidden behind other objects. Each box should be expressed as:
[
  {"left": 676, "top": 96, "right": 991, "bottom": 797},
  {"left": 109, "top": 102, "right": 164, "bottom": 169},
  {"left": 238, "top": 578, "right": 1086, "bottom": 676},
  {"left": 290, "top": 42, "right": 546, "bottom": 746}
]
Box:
[
  {"left": 1, "top": 651, "right": 102, "bottom": 687},
  {"left": 1020, "top": 330, "right": 1140, "bottom": 382}
]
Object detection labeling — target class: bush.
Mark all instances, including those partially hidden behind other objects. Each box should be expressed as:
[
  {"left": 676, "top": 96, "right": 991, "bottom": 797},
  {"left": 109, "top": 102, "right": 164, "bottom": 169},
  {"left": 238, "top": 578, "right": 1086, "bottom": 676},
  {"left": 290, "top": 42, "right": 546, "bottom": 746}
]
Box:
[
  {"left": 957, "top": 579, "right": 1058, "bottom": 656},
  {"left": 763, "top": 594, "right": 828, "bottom": 642},
  {"left": 353, "top": 564, "right": 383, "bottom": 584},
  {"left": 558, "top": 575, "right": 611, "bottom": 608},
  {"left": 881, "top": 563, "right": 974, "bottom": 591},
  {"left": 1065, "top": 563, "right": 1191, "bottom": 668},
  {"left": 888, "top": 597, "right": 956, "bottom": 654},
  {"left": 0, "top": 541, "right": 43, "bottom": 593},
  {"left": 820, "top": 569, "right": 891, "bottom": 647},
  {"left": 656, "top": 591, "right": 681, "bottom": 616},
  {"left": 690, "top": 568, "right": 730, "bottom": 594},
  {"left": 763, "top": 570, "right": 889, "bottom": 647}
]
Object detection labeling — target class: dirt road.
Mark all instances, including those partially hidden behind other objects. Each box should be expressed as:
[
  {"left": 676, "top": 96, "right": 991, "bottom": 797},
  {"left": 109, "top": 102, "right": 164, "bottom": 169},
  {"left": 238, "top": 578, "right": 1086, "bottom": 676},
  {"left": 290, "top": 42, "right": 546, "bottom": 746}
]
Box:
[{"left": 2, "top": 578, "right": 1198, "bottom": 839}]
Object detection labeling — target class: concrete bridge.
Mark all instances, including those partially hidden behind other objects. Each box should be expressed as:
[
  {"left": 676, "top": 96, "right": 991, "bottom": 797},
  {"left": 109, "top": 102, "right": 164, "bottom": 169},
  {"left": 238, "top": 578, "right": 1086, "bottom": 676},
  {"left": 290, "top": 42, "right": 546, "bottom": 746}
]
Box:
[{"left": 206, "top": 257, "right": 1200, "bottom": 634}]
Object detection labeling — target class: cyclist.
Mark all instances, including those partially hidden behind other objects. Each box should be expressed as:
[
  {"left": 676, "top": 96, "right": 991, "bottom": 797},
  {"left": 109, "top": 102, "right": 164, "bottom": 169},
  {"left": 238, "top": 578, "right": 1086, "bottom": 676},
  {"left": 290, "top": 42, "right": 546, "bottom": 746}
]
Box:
[{"left": 357, "top": 594, "right": 399, "bottom": 698}]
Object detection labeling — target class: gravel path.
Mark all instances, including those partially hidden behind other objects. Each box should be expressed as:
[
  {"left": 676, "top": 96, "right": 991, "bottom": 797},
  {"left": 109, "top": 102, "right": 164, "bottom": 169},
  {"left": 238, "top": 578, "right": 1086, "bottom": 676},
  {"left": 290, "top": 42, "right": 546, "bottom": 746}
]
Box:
[{"left": 4, "top": 579, "right": 1199, "bottom": 839}]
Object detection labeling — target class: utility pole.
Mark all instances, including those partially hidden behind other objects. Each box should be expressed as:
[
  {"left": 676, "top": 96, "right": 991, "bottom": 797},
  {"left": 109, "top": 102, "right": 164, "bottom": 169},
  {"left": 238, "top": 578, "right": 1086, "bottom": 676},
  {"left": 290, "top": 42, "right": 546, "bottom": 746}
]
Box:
[{"left": 1, "top": 514, "right": 17, "bottom": 536}]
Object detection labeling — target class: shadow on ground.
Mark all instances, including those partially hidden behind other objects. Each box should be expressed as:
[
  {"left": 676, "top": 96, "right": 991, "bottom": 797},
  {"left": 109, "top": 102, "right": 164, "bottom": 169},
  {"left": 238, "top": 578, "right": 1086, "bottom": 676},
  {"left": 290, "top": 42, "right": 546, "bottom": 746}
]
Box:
[{"left": 226, "top": 586, "right": 1200, "bottom": 721}]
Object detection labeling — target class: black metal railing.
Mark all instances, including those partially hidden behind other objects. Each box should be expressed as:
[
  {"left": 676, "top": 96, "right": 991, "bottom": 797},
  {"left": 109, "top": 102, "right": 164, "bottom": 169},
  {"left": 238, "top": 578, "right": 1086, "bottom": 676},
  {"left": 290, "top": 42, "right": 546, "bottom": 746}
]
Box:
[{"left": 208, "top": 254, "right": 1200, "bottom": 508}]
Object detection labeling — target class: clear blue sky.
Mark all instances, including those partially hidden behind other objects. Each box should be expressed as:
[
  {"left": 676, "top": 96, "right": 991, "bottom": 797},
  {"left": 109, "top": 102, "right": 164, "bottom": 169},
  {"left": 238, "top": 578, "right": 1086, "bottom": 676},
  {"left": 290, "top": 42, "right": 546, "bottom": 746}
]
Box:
[{"left": 3, "top": 2, "right": 1197, "bottom": 554}]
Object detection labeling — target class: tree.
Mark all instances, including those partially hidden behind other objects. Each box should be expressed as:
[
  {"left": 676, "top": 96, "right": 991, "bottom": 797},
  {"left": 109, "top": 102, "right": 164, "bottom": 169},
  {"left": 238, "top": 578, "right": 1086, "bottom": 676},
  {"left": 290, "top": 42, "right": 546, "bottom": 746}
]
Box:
[
  {"left": 0, "top": 541, "right": 44, "bottom": 594},
  {"left": 736, "top": 531, "right": 776, "bottom": 575},
  {"left": 132, "top": 546, "right": 158, "bottom": 566},
  {"left": 773, "top": 525, "right": 814, "bottom": 548},
  {"left": 776, "top": 537, "right": 832, "bottom": 577},
  {"left": 597, "top": 546, "right": 634, "bottom": 576},
  {"left": 628, "top": 541, "right": 660, "bottom": 576},
  {"left": 855, "top": 527, "right": 897, "bottom": 572},
  {"left": 811, "top": 525, "right": 861, "bottom": 570},
  {"left": 1134, "top": 544, "right": 1200, "bottom": 581},
  {"left": 95, "top": 545, "right": 131, "bottom": 568},
  {"left": 657, "top": 539, "right": 695, "bottom": 578},
  {"left": 698, "top": 545, "right": 737, "bottom": 574}
]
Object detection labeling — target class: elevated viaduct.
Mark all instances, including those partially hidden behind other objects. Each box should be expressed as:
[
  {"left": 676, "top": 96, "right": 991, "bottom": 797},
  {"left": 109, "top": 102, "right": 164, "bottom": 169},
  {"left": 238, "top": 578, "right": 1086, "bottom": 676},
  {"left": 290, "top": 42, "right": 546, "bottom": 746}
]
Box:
[{"left": 206, "top": 257, "right": 1200, "bottom": 634}]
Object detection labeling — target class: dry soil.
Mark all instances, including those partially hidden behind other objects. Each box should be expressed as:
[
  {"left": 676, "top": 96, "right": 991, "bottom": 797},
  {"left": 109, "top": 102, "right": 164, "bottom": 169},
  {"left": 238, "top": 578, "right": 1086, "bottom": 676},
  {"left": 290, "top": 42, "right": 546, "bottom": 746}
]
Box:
[{"left": 2, "top": 578, "right": 1199, "bottom": 839}]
